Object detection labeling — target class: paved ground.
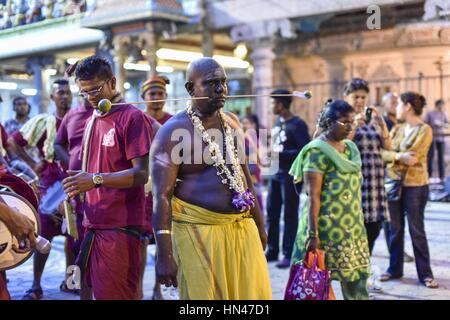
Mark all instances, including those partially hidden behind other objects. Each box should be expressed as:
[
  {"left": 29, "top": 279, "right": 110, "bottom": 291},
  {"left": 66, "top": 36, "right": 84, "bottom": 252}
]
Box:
[{"left": 5, "top": 198, "right": 450, "bottom": 300}]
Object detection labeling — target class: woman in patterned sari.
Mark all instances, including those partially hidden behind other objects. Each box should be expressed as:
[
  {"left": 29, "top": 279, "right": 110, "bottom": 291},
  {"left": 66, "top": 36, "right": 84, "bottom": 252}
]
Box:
[{"left": 289, "top": 100, "right": 370, "bottom": 300}]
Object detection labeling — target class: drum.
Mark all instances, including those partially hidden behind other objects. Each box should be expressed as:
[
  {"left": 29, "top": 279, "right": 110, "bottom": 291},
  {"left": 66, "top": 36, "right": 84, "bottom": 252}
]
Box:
[
  {"left": 0, "top": 191, "right": 40, "bottom": 271},
  {"left": 7, "top": 160, "right": 40, "bottom": 203},
  {"left": 39, "top": 180, "right": 66, "bottom": 216},
  {"left": 0, "top": 171, "right": 39, "bottom": 211}
]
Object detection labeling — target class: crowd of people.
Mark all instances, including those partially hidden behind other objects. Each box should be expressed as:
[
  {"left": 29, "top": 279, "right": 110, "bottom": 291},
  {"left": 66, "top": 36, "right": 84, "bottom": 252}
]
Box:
[
  {"left": 0, "top": 0, "right": 88, "bottom": 30},
  {"left": 0, "top": 55, "right": 447, "bottom": 300}
]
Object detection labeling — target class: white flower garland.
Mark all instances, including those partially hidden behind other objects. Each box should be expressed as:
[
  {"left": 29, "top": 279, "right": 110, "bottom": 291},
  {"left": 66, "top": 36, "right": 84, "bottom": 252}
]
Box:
[{"left": 186, "top": 101, "right": 246, "bottom": 195}]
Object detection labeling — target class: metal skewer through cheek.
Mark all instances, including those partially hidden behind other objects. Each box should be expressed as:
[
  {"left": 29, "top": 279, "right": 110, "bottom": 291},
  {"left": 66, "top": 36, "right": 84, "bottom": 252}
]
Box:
[{"left": 97, "top": 90, "right": 312, "bottom": 113}]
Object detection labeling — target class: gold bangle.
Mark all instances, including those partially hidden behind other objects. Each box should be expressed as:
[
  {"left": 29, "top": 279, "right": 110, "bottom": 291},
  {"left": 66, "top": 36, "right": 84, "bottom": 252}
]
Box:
[
  {"left": 155, "top": 229, "right": 171, "bottom": 236},
  {"left": 308, "top": 230, "right": 318, "bottom": 238}
]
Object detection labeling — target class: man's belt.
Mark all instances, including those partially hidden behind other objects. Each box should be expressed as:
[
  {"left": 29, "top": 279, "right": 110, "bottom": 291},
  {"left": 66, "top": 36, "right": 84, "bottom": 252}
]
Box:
[{"left": 76, "top": 226, "right": 144, "bottom": 282}]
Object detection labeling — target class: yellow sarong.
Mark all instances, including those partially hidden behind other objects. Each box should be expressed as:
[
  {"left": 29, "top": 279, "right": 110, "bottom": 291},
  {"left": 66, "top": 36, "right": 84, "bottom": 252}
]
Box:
[{"left": 171, "top": 197, "right": 272, "bottom": 300}]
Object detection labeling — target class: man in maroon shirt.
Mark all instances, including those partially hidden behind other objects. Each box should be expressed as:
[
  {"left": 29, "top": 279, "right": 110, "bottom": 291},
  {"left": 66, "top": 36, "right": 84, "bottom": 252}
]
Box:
[
  {"left": 7, "top": 79, "right": 72, "bottom": 300},
  {"left": 141, "top": 106, "right": 162, "bottom": 299},
  {"left": 0, "top": 123, "right": 9, "bottom": 168},
  {"left": 54, "top": 96, "right": 93, "bottom": 299},
  {"left": 0, "top": 94, "right": 11, "bottom": 167},
  {"left": 141, "top": 75, "right": 172, "bottom": 299},
  {"left": 141, "top": 75, "right": 173, "bottom": 125},
  {"left": 140, "top": 74, "right": 172, "bottom": 299},
  {"left": 62, "top": 56, "right": 151, "bottom": 300},
  {"left": 0, "top": 95, "right": 7, "bottom": 169}
]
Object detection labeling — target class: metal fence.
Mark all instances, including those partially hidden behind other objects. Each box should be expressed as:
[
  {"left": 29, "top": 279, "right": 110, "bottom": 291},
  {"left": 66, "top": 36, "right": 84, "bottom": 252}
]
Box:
[
  {"left": 255, "top": 73, "right": 450, "bottom": 180},
  {"left": 261, "top": 73, "right": 450, "bottom": 127}
]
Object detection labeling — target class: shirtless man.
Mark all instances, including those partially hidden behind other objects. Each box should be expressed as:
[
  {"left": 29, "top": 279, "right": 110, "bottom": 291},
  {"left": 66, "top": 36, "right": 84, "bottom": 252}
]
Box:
[{"left": 150, "top": 57, "right": 272, "bottom": 299}]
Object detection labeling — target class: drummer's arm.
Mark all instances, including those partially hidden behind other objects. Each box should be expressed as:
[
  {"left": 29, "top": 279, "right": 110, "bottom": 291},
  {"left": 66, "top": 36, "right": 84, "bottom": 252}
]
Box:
[
  {"left": 1, "top": 125, "right": 11, "bottom": 167},
  {"left": 0, "top": 153, "right": 8, "bottom": 167},
  {"left": 7, "top": 136, "right": 38, "bottom": 170}
]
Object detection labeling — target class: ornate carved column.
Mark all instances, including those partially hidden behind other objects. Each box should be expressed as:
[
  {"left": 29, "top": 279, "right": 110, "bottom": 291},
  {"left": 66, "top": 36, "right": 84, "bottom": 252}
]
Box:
[
  {"left": 1, "top": 91, "right": 11, "bottom": 122},
  {"left": 249, "top": 40, "right": 276, "bottom": 129},
  {"left": 201, "top": 0, "right": 213, "bottom": 57},
  {"left": 325, "top": 57, "right": 347, "bottom": 99},
  {"left": 231, "top": 18, "right": 295, "bottom": 129},
  {"left": 113, "top": 36, "right": 128, "bottom": 94},
  {"left": 141, "top": 22, "right": 158, "bottom": 77}
]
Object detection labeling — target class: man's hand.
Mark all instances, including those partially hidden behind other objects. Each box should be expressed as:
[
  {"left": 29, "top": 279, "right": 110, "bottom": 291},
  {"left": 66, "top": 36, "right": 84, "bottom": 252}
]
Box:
[
  {"left": 257, "top": 226, "right": 268, "bottom": 250},
  {"left": 62, "top": 170, "right": 95, "bottom": 198},
  {"left": 0, "top": 204, "right": 37, "bottom": 252},
  {"left": 156, "top": 254, "right": 178, "bottom": 288},
  {"left": 33, "top": 161, "right": 46, "bottom": 175}
]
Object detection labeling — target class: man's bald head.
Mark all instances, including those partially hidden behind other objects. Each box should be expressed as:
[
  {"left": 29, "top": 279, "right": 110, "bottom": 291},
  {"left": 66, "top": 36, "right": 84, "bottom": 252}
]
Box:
[
  {"left": 186, "top": 57, "right": 224, "bottom": 83},
  {"left": 184, "top": 57, "right": 228, "bottom": 114}
]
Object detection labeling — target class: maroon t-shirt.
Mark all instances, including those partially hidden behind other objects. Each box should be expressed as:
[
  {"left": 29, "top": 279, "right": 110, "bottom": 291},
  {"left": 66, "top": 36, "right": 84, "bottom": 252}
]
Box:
[
  {"left": 0, "top": 274, "right": 10, "bottom": 300},
  {"left": 0, "top": 124, "right": 8, "bottom": 152},
  {"left": 12, "top": 116, "right": 63, "bottom": 191},
  {"left": 142, "top": 113, "right": 157, "bottom": 234},
  {"left": 82, "top": 104, "right": 152, "bottom": 229},
  {"left": 55, "top": 105, "right": 93, "bottom": 171},
  {"left": 144, "top": 113, "right": 157, "bottom": 128},
  {"left": 157, "top": 112, "right": 172, "bottom": 125}
]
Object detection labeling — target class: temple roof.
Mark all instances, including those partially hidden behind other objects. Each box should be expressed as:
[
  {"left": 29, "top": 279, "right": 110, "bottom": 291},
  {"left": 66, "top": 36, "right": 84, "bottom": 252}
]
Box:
[{"left": 81, "top": 0, "right": 189, "bottom": 29}]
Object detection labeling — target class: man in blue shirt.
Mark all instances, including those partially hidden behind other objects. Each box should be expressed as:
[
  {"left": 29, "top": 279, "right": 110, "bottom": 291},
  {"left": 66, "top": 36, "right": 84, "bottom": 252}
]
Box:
[{"left": 266, "top": 89, "right": 310, "bottom": 268}]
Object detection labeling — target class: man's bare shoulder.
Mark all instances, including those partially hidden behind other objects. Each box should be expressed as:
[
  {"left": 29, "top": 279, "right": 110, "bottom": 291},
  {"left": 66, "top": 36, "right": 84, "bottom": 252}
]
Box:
[
  {"left": 152, "top": 111, "right": 192, "bottom": 143},
  {"left": 223, "top": 111, "right": 241, "bottom": 129},
  {"left": 159, "top": 111, "right": 191, "bottom": 131}
]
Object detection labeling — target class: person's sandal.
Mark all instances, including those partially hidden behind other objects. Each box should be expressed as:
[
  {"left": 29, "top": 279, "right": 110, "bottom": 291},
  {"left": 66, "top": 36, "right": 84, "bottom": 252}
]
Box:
[
  {"left": 151, "top": 289, "right": 164, "bottom": 300},
  {"left": 404, "top": 252, "right": 415, "bottom": 263},
  {"left": 22, "top": 288, "right": 43, "bottom": 300},
  {"left": 423, "top": 278, "right": 439, "bottom": 289},
  {"left": 60, "top": 280, "right": 80, "bottom": 295},
  {"left": 379, "top": 272, "right": 397, "bottom": 282}
]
